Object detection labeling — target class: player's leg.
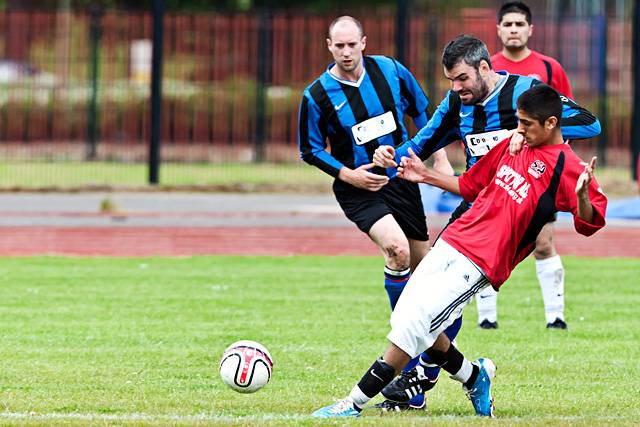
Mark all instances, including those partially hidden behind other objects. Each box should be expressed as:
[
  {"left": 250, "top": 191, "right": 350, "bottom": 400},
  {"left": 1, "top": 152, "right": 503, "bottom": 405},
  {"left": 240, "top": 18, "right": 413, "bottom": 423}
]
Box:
[
  {"left": 476, "top": 287, "right": 499, "bottom": 329},
  {"left": 378, "top": 181, "right": 461, "bottom": 411},
  {"left": 534, "top": 220, "right": 566, "bottom": 329},
  {"left": 332, "top": 181, "right": 427, "bottom": 410},
  {"left": 382, "top": 240, "right": 495, "bottom": 416},
  {"left": 313, "top": 240, "right": 494, "bottom": 417},
  {"left": 368, "top": 215, "right": 412, "bottom": 309}
]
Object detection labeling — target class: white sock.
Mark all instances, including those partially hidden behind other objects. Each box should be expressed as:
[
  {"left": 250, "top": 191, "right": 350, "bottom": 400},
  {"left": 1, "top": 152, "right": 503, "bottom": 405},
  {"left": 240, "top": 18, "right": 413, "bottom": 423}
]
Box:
[
  {"left": 348, "top": 385, "right": 370, "bottom": 410},
  {"left": 476, "top": 287, "right": 498, "bottom": 323},
  {"left": 450, "top": 358, "right": 474, "bottom": 383},
  {"left": 536, "top": 255, "right": 565, "bottom": 323}
]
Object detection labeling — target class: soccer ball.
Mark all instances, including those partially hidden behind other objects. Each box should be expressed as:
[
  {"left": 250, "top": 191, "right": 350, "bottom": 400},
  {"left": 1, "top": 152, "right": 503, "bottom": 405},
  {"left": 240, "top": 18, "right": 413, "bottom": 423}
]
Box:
[{"left": 219, "top": 340, "right": 273, "bottom": 393}]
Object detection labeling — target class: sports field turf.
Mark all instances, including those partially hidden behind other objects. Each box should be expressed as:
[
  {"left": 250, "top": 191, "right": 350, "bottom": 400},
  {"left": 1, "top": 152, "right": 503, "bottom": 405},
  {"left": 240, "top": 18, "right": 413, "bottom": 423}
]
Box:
[{"left": 1, "top": 255, "right": 638, "bottom": 426}]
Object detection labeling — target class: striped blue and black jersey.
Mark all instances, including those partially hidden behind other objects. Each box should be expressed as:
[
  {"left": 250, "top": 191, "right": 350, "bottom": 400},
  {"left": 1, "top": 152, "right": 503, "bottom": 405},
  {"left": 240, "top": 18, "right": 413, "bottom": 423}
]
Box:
[
  {"left": 298, "top": 55, "right": 431, "bottom": 178},
  {"left": 394, "top": 71, "right": 601, "bottom": 170}
]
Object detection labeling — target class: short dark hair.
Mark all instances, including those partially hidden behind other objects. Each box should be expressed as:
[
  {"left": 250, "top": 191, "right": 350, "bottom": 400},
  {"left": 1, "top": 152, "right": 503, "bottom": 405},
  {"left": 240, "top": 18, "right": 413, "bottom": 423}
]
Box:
[
  {"left": 516, "top": 84, "right": 563, "bottom": 125},
  {"left": 328, "top": 16, "right": 364, "bottom": 40},
  {"left": 498, "top": 1, "right": 532, "bottom": 25},
  {"left": 442, "top": 35, "right": 492, "bottom": 70}
]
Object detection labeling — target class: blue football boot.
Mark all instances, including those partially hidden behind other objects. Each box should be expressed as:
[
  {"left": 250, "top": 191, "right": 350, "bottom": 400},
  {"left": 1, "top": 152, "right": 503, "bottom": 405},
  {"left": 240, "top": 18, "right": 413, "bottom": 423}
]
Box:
[
  {"left": 463, "top": 357, "right": 496, "bottom": 417},
  {"left": 311, "top": 398, "right": 361, "bottom": 418}
]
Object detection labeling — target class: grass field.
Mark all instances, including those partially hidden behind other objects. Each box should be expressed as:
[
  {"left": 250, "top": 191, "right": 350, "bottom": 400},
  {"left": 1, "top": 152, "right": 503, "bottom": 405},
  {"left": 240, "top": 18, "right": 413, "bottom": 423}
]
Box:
[
  {"left": 0, "top": 161, "right": 636, "bottom": 196},
  {"left": 1, "top": 255, "right": 639, "bottom": 426},
  {"left": 0, "top": 162, "right": 332, "bottom": 191}
]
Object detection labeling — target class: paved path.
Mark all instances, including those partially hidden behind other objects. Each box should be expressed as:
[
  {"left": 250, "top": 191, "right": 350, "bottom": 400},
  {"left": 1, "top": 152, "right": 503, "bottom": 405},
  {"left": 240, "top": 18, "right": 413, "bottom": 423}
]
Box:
[{"left": 0, "top": 193, "right": 637, "bottom": 257}]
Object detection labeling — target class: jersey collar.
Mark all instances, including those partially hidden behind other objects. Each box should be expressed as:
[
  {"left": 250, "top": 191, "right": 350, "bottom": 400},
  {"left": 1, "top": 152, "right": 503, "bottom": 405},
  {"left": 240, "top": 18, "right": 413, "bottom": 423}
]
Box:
[
  {"left": 326, "top": 63, "right": 367, "bottom": 87},
  {"left": 479, "top": 71, "right": 509, "bottom": 107}
]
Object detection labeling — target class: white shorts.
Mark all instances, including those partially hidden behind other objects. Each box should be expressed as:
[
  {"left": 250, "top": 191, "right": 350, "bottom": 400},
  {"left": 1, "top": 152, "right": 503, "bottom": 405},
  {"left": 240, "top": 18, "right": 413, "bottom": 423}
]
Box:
[{"left": 387, "top": 239, "right": 491, "bottom": 358}]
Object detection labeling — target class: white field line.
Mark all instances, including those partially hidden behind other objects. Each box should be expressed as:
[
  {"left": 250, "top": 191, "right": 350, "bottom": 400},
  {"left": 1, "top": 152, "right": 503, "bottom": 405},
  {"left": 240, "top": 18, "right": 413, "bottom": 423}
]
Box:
[
  {"left": 0, "top": 412, "right": 309, "bottom": 422},
  {"left": 0, "top": 411, "right": 634, "bottom": 423}
]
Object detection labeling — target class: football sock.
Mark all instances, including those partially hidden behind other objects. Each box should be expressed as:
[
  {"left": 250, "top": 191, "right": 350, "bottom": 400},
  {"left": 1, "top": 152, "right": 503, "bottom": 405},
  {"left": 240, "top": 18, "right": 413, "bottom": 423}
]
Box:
[
  {"left": 418, "top": 316, "right": 463, "bottom": 379},
  {"left": 476, "top": 286, "right": 498, "bottom": 323},
  {"left": 536, "top": 255, "right": 565, "bottom": 323},
  {"left": 350, "top": 357, "right": 396, "bottom": 409},
  {"left": 425, "top": 342, "right": 475, "bottom": 384},
  {"left": 384, "top": 266, "right": 411, "bottom": 310}
]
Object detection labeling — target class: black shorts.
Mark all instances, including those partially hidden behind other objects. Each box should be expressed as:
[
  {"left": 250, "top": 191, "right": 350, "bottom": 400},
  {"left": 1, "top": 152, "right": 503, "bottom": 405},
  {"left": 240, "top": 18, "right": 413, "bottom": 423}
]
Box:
[{"left": 333, "top": 178, "right": 429, "bottom": 241}]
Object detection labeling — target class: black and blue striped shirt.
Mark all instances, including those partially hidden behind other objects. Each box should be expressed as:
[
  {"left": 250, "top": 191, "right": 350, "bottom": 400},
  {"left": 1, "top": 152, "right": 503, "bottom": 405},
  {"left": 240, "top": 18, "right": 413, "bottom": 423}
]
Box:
[
  {"left": 298, "top": 55, "right": 431, "bottom": 178},
  {"left": 394, "top": 72, "right": 601, "bottom": 170}
]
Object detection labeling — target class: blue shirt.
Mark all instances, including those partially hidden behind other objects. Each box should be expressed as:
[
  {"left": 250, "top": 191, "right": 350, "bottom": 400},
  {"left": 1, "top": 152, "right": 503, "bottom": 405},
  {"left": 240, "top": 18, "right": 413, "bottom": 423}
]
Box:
[
  {"left": 298, "top": 55, "right": 431, "bottom": 178},
  {"left": 395, "top": 72, "right": 601, "bottom": 170}
]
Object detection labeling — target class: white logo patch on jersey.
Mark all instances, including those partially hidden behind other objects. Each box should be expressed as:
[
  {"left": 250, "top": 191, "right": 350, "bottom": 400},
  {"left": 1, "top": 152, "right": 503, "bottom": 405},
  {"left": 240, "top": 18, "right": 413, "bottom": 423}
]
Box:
[
  {"left": 495, "top": 164, "right": 530, "bottom": 204},
  {"left": 528, "top": 160, "right": 547, "bottom": 178},
  {"left": 465, "top": 129, "right": 512, "bottom": 157},
  {"left": 351, "top": 111, "right": 397, "bottom": 145}
]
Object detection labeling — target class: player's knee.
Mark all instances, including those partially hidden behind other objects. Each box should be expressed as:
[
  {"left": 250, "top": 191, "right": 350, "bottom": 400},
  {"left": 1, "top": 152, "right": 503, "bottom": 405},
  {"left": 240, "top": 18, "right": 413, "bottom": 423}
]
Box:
[
  {"left": 382, "top": 240, "right": 410, "bottom": 268},
  {"left": 534, "top": 236, "right": 555, "bottom": 258}
]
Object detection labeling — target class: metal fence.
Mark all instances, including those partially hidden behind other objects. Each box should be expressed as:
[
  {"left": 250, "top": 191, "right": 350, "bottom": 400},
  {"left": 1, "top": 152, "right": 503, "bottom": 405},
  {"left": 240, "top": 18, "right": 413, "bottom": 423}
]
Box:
[{"left": 0, "top": 1, "right": 635, "bottom": 187}]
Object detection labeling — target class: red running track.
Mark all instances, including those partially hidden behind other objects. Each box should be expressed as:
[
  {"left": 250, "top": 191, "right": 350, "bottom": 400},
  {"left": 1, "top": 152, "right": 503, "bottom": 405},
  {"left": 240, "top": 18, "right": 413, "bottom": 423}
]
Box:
[{"left": 0, "top": 226, "right": 637, "bottom": 257}]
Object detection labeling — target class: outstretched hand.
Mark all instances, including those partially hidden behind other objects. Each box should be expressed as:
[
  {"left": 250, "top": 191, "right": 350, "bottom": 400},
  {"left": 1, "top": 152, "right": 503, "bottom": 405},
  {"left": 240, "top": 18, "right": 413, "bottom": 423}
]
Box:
[
  {"left": 397, "top": 148, "right": 428, "bottom": 183},
  {"left": 576, "top": 156, "right": 597, "bottom": 197}
]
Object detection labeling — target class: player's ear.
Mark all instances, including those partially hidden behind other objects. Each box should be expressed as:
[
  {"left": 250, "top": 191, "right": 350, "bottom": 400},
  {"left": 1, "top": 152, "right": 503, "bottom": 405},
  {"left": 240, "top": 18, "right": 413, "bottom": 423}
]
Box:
[
  {"left": 529, "top": 24, "right": 534, "bottom": 37},
  {"left": 478, "top": 59, "right": 491, "bottom": 74},
  {"left": 546, "top": 116, "right": 558, "bottom": 130},
  {"left": 326, "top": 38, "right": 331, "bottom": 49},
  {"left": 361, "top": 35, "right": 367, "bottom": 50}
]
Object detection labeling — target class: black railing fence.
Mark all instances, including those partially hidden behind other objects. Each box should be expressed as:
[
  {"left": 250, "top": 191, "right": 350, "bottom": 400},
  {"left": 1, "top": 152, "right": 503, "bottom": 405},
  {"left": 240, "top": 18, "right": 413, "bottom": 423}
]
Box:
[{"left": 0, "top": 0, "right": 636, "bottom": 187}]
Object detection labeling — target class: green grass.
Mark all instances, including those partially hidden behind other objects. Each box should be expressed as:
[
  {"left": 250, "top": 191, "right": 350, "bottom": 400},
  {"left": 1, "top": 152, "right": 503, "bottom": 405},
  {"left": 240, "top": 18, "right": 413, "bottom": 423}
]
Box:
[
  {"left": 0, "top": 161, "right": 635, "bottom": 196},
  {"left": 0, "top": 162, "right": 332, "bottom": 190},
  {"left": 0, "top": 256, "right": 638, "bottom": 426}
]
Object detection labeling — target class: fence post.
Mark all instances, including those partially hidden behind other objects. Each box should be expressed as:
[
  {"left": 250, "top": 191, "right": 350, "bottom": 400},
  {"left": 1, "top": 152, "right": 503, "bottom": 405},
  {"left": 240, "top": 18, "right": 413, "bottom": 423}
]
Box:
[
  {"left": 255, "top": 9, "right": 271, "bottom": 163},
  {"left": 395, "top": 0, "right": 408, "bottom": 64},
  {"left": 86, "top": 6, "right": 103, "bottom": 161},
  {"left": 596, "top": 13, "right": 608, "bottom": 166},
  {"left": 149, "top": 0, "right": 165, "bottom": 185}
]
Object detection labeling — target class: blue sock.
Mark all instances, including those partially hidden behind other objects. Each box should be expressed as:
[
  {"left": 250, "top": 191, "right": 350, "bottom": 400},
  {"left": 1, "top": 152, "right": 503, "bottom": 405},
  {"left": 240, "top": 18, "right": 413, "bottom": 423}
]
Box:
[
  {"left": 384, "top": 266, "right": 411, "bottom": 310},
  {"left": 420, "top": 316, "right": 463, "bottom": 379}
]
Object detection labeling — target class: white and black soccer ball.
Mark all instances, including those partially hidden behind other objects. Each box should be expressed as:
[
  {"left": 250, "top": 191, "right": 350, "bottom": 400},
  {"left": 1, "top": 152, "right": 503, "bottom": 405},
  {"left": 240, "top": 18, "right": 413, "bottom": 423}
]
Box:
[{"left": 219, "top": 340, "right": 273, "bottom": 393}]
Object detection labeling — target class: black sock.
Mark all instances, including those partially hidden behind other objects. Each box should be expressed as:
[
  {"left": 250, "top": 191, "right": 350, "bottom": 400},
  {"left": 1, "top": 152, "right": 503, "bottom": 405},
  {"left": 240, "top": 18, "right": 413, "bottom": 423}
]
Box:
[
  {"left": 426, "top": 344, "right": 464, "bottom": 375},
  {"left": 356, "top": 357, "right": 396, "bottom": 398}
]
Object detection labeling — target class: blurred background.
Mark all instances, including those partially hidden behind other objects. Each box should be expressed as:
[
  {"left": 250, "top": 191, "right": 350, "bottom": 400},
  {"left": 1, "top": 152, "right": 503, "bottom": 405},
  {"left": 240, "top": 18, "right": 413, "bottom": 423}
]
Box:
[{"left": 0, "top": 0, "right": 637, "bottom": 192}]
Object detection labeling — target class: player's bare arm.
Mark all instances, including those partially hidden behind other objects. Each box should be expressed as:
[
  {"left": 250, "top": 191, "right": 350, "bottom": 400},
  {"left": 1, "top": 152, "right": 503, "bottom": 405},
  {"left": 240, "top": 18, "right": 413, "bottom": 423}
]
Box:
[
  {"left": 576, "top": 156, "right": 597, "bottom": 222},
  {"left": 373, "top": 145, "right": 397, "bottom": 167},
  {"left": 338, "top": 163, "right": 389, "bottom": 191},
  {"left": 432, "top": 148, "right": 455, "bottom": 175},
  {"left": 398, "top": 148, "right": 461, "bottom": 194}
]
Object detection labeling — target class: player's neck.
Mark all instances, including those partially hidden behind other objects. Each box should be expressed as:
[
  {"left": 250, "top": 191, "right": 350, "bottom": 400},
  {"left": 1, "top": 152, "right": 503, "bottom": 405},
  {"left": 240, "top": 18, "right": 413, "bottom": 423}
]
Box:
[
  {"left": 541, "top": 133, "right": 565, "bottom": 147},
  {"left": 502, "top": 46, "right": 531, "bottom": 62},
  {"left": 485, "top": 70, "right": 503, "bottom": 95},
  {"left": 330, "top": 63, "right": 364, "bottom": 82}
]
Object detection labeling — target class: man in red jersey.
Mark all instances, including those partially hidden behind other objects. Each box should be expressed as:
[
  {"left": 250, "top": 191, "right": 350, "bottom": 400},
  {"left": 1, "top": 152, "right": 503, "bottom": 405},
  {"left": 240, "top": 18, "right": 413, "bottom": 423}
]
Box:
[
  {"left": 492, "top": 1, "right": 573, "bottom": 98},
  {"left": 311, "top": 84, "right": 606, "bottom": 419},
  {"left": 475, "top": 1, "right": 575, "bottom": 330}
]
